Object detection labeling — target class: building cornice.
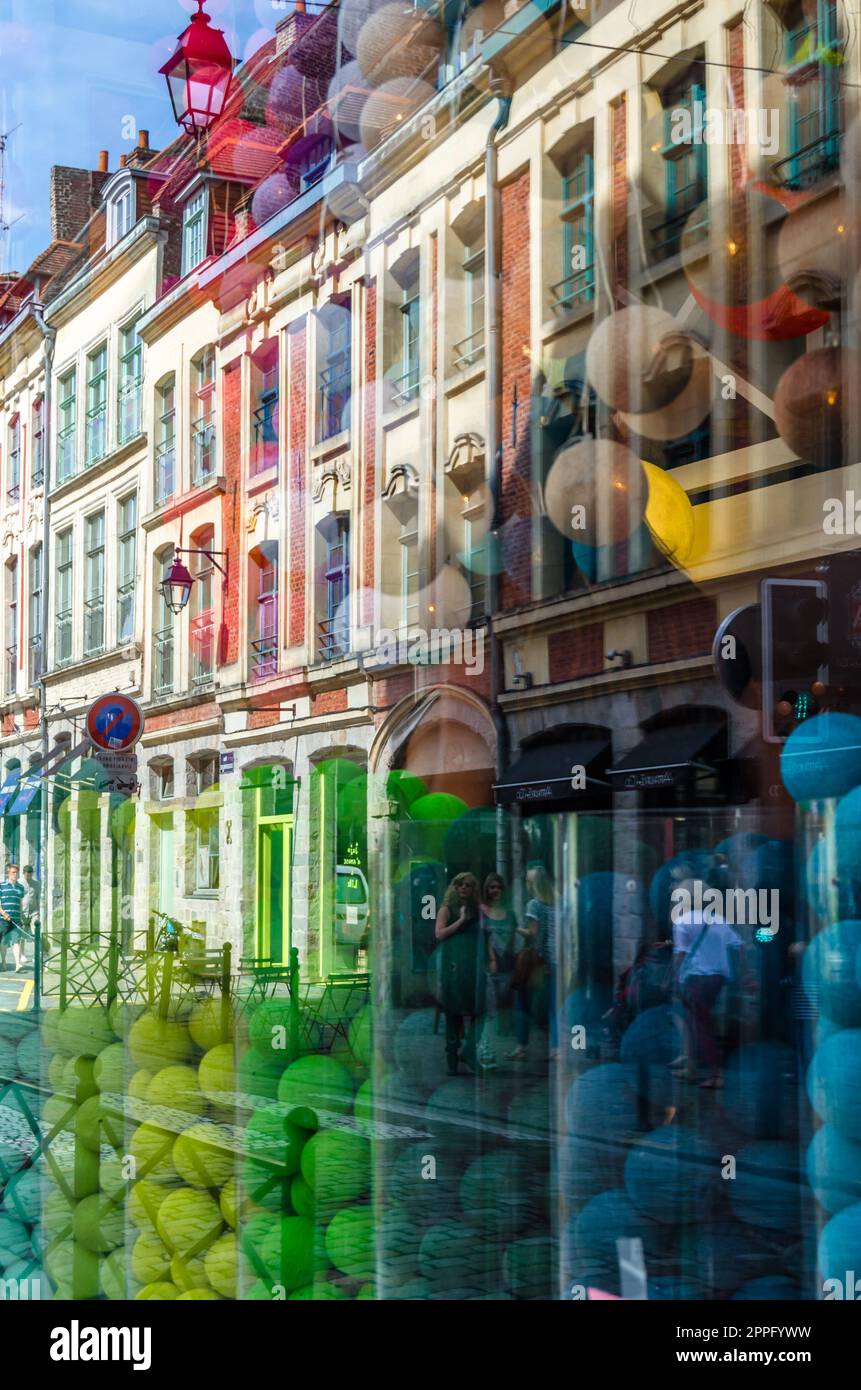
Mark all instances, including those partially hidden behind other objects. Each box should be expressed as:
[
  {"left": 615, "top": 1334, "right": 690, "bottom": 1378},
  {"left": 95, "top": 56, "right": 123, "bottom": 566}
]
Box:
[{"left": 44, "top": 218, "right": 164, "bottom": 330}]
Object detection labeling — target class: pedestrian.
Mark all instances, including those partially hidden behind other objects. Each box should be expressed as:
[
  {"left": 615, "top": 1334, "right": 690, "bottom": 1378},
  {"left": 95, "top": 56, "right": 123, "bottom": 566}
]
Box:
[
  {"left": 478, "top": 872, "right": 519, "bottom": 1069},
  {"left": 507, "top": 864, "right": 558, "bottom": 1062},
  {"left": 0, "top": 863, "right": 28, "bottom": 973},
  {"left": 433, "top": 872, "right": 485, "bottom": 1075},
  {"left": 22, "top": 864, "right": 41, "bottom": 954},
  {"left": 671, "top": 876, "right": 743, "bottom": 1088}
]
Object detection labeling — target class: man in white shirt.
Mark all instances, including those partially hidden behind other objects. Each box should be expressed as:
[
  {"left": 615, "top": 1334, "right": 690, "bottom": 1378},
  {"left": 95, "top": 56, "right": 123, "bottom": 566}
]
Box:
[{"left": 671, "top": 878, "right": 743, "bottom": 1088}]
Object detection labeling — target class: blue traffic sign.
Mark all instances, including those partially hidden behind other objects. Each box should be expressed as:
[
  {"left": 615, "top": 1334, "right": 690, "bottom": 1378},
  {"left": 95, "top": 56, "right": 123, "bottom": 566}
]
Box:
[{"left": 86, "top": 694, "right": 144, "bottom": 751}]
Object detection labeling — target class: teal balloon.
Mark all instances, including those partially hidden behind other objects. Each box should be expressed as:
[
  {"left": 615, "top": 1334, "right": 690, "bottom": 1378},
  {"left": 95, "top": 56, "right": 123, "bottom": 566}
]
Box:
[
  {"left": 418, "top": 1221, "right": 482, "bottom": 1290},
  {"left": 806, "top": 1124, "right": 861, "bottom": 1214},
  {"left": 443, "top": 807, "right": 497, "bottom": 876},
  {"left": 565, "top": 1064, "right": 637, "bottom": 1140},
  {"left": 781, "top": 713, "right": 861, "bottom": 803},
  {"left": 714, "top": 831, "right": 769, "bottom": 861},
  {"left": 625, "top": 1125, "right": 720, "bottom": 1224},
  {"left": 728, "top": 1141, "right": 801, "bottom": 1229},
  {"left": 388, "top": 1141, "right": 460, "bottom": 1221},
  {"left": 803, "top": 921, "right": 861, "bottom": 1026},
  {"left": 807, "top": 1029, "right": 861, "bottom": 1138},
  {"left": 818, "top": 1202, "right": 861, "bottom": 1283},
  {"left": 571, "top": 522, "right": 651, "bottom": 582},
  {"left": 459, "top": 1152, "right": 536, "bottom": 1236},
  {"left": 562, "top": 1137, "right": 625, "bottom": 1205},
  {"left": 835, "top": 786, "right": 861, "bottom": 869},
  {"left": 571, "top": 1189, "right": 664, "bottom": 1266},
  {"left": 502, "top": 1235, "right": 555, "bottom": 1299},
  {"left": 649, "top": 851, "right": 715, "bottom": 924},
  {"left": 724, "top": 1042, "right": 801, "bottom": 1139}
]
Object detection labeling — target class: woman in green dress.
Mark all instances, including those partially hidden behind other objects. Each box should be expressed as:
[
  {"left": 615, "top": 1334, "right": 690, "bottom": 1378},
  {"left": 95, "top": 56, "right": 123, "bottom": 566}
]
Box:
[{"left": 433, "top": 872, "right": 486, "bottom": 1075}]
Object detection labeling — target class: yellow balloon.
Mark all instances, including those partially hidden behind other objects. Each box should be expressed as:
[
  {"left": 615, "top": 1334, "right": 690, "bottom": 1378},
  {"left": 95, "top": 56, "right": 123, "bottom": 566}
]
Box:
[{"left": 642, "top": 462, "right": 696, "bottom": 568}]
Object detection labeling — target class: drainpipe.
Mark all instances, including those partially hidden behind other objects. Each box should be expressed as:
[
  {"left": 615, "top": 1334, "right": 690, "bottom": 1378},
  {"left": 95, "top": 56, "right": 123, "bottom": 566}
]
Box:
[
  {"left": 31, "top": 303, "right": 55, "bottom": 1009},
  {"left": 484, "top": 71, "right": 512, "bottom": 875}
]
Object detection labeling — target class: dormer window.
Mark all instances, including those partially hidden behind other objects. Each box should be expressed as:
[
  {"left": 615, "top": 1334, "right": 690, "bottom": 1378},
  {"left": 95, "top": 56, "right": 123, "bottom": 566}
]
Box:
[
  {"left": 182, "top": 189, "right": 208, "bottom": 275},
  {"left": 107, "top": 180, "right": 135, "bottom": 250}
]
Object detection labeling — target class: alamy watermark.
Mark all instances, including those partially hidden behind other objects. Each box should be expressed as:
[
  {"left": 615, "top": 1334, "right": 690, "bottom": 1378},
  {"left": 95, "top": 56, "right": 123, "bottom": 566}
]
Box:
[
  {"left": 668, "top": 102, "right": 779, "bottom": 156},
  {"left": 370, "top": 626, "right": 485, "bottom": 677},
  {"left": 671, "top": 878, "right": 779, "bottom": 935}
]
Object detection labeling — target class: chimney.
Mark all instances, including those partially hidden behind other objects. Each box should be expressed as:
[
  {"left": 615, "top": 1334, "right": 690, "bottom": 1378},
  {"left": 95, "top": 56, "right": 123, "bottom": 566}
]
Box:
[
  {"left": 275, "top": 2, "right": 315, "bottom": 55},
  {"left": 98, "top": 150, "right": 109, "bottom": 173},
  {"left": 138, "top": 129, "right": 149, "bottom": 149},
  {"left": 119, "top": 155, "right": 128, "bottom": 168},
  {"left": 49, "top": 164, "right": 110, "bottom": 243}
]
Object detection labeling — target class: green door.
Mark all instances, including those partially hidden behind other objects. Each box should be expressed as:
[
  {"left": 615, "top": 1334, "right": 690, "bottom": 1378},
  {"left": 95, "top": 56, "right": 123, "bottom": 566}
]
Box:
[{"left": 257, "top": 818, "right": 292, "bottom": 965}]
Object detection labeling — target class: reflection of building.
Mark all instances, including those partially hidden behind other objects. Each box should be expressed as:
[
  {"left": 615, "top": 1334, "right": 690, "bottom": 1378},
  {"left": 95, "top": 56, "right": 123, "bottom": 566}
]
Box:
[{"left": 0, "top": 0, "right": 858, "bottom": 1301}]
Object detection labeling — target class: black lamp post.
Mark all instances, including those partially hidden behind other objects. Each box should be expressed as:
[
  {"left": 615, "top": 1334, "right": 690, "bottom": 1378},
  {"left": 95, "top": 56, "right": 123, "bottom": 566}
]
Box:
[{"left": 161, "top": 547, "right": 227, "bottom": 616}]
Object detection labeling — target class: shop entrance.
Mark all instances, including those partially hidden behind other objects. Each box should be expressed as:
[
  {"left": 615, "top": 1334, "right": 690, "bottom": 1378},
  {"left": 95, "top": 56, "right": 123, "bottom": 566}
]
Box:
[{"left": 256, "top": 817, "right": 292, "bottom": 965}]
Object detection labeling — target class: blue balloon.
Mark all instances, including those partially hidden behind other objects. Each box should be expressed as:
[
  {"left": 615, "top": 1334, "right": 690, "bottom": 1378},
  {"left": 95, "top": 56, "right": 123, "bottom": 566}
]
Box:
[
  {"left": 835, "top": 785, "right": 861, "bottom": 872},
  {"left": 562, "top": 1137, "right": 626, "bottom": 1206},
  {"left": 619, "top": 1005, "right": 687, "bottom": 1107},
  {"left": 818, "top": 1202, "right": 861, "bottom": 1284},
  {"left": 649, "top": 852, "right": 715, "bottom": 925},
  {"left": 559, "top": 987, "right": 613, "bottom": 1038},
  {"left": 388, "top": 1142, "right": 461, "bottom": 1220},
  {"left": 806, "top": 1125, "right": 861, "bottom": 1214},
  {"left": 565, "top": 1064, "right": 638, "bottom": 1140},
  {"left": 781, "top": 713, "right": 861, "bottom": 803},
  {"left": 649, "top": 1275, "right": 705, "bottom": 1299},
  {"left": 732, "top": 1276, "right": 802, "bottom": 1300},
  {"left": 714, "top": 831, "right": 769, "bottom": 862},
  {"left": 728, "top": 1141, "right": 801, "bottom": 1230},
  {"left": 419, "top": 1221, "right": 485, "bottom": 1289},
  {"left": 570, "top": 1188, "right": 665, "bottom": 1267},
  {"left": 803, "top": 921, "right": 861, "bottom": 1026},
  {"left": 724, "top": 1042, "right": 802, "bottom": 1139},
  {"left": 736, "top": 839, "right": 795, "bottom": 899},
  {"left": 807, "top": 1029, "right": 861, "bottom": 1139},
  {"left": 682, "top": 1222, "right": 780, "bottom": 1295},
  {"left": 625, "top": 1124, "right": 721, "bottom": 1224}
]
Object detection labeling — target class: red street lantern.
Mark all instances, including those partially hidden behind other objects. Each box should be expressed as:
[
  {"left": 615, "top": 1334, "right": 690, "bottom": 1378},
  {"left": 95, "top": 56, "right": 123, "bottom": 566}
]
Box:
[
  {"left": 160, "top": 556, "right": 195, "bottom": 614},
  {"left": 159, "top": 0, "right": 234, "bottom": 136}
]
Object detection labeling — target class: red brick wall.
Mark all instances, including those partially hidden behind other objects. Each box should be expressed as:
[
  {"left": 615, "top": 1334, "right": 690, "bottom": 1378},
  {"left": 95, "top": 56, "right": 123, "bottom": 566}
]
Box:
[
  {"left": 220, "top": 361, "right": 242, "bottom": 666},
  {"left": 311, "top": 688, "right": 348, "bottom": 716},
  {"left": 548, "top": 623, "right": 604, "bottom": 683},
  {"left": 499, "top": 168, "right": 532, "bottom": 610},
  {"left": 288, "top": 321, "right": 307, "bottom": 648},
  {"left": 611, "top": 98, "right": 628, "bottom": 300},
  {"left": 144, "top": 701, "right": 220, "bottom": 733},
  {"left": 362, "top": 282, "right": 376, "bottom": 628},
  {"left": 647, "top": 598, "right": 716, "bottom": 663}
]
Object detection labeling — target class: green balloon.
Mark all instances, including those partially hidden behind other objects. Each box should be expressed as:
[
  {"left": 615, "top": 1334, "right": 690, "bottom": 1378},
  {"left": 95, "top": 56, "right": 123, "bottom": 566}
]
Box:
[
  {"left": 409, "top": 793, "right": 469, "bottom": 823},
  {"left": 337, "top": 775, "right": 367, "bottom": 827},
  {"left": 325, "top": 1206, "right": 375, "bottom": 1280},
  {"left": 247, "top": 999, "right": 296, "bottom": 1059},
  {"left": 239, "top": 1047, "right": 287, "bottom": 1101},
  {"left": 387, "top": 769, "right": 428, "bottom": 812},
  {"left": 289, "top": 1281, "right": 347, "bottom": 1300},
  {"left": 276, "top": 1055, "right": 355, "bottom": 1129},
  {"left": 242, "top": 1109, "right": 305, "bottom": 1209},
  {"left": 290, "top": 1174, "right": 315, "bottom": 1217},
  {"left": 313, "top": 759, "right": 364, "bottom": 786},
  {"left": 301, "top": 1129, "right": 371, "bottom": 1206}
]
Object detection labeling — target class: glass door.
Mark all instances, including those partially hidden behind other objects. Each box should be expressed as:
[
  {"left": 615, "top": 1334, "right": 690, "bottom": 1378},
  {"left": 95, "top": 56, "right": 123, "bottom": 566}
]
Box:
[{"left": 257, "top": 818, "right": 292, "bottom": 965}]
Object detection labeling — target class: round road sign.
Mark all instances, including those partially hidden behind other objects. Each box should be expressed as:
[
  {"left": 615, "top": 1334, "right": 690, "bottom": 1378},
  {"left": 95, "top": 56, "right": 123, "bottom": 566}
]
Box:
[{"left": 86, "top": 694, "right": 144, "bottom": 751}]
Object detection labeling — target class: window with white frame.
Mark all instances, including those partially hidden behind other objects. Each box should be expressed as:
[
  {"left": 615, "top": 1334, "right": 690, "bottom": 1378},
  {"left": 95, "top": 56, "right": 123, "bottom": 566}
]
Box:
[
  {"left": 191, "top": 528, "right": 215, "bottom": 686},
  {"left": 7, "top": 415, "right": 21, "bottom": 503},
  {"left": 108, "top": 182, "right": 135, "bottom": 248},
  {"left": 117, "top": 494, "right": 137, "bottom": 645},
  {"left": 400, "top": 515, "right": 420, "bottom": 629},
  {"left": 317, "top": 300, "right": 352, "bottom": 442},
  {"left": 31, "top": 398, "right": 45, "bottom": 487},
  {"left": 155, "top": 376, "right": 176, "bottom": 505},
  {"left": 54, "top": 529, "right": 73, "bottom": 666},
  {"left": 118, "top": 319, "right": 143, "bottom": 444},
  {"left": 153, "top": 550, "right": 175, "bottom": 696},
  {"left": 83, "top": 511, "right": 106, "bottom": 656},
  {"left": 5, "top": 560, "right": 17, "bottom": 697},
  {"left": 57, "top": 368, "right": 77, "bottom": 483},
  {"left": 182, "top": 189, "right": 208, "bottom": 275},
  {"left": 190, "top": 754, "right": 219, "bottom": 893},
  {"left": 28, "top": 545, "right": 42, "bottom": 685},
  {"left": 249, "top": 541, "right": 278, "bottom": 680},
  {"left": 85, "top": 342, "right": 108, "bottom": 465},
  {"left": 191, "top": 347, "right": 216, "bottom": 485}
]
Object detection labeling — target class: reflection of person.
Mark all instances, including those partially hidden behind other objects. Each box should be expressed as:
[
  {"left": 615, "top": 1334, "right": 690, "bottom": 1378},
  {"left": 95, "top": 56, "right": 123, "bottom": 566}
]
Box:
[
  {"left": 22, "top": 865, "right": 40, "bottom": 946},
  {"left": 0, "top": 864, "right": 27, "bottom": 973},
  {"left": 478, "top": 873, "right": 519, "bottom": 1069},
  {"left": 508, "top": 865, "right": 558, "bottom": 1061},
  {"left": 434, "top": 873, "right": 485, "bottom": 1076},
  {"left": 603, "top": 926, "right": 673, "bottom": 1052},
  {"left": 672, "top": 877, "right": 742, "bottom": 1088}
]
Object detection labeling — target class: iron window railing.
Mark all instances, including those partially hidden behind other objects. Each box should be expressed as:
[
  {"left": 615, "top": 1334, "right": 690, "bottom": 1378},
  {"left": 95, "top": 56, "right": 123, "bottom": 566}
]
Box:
[
  {"left": 250, "top": 634, "right": 279, "bottom": 681},
  {"left": 28, "top": 636, "right": 43, "bottom": 686},
  {"left": 57, "top": 425, "right": 76, "bottom": 483},
  {"left": 550, "top": 263, "right": 596, "bottom": 314},
  {"left": 318, "top": 364, "right": 351, "bottom": 440},
  {"left": 55, "top": 609, "right": 73, "bottom": 666},
  {"left": 118, "top": 378, "right": 142, "bottom": 443},
  {"left": 452, "top": 326, "right": 485, "bottom": 371},
  {"left": 773, "top": 130, "right": 840, "bottom": 190},
  {"left": 155, "top": 441, "right": 176, "bottom": 505},
  {"left": 318, "top": 614, "right": 349, "bottom": 663},
  {"left": 83, "top": 595, "right": 105, "bottom": 656},
  {"left": 191, "top": 614, "right": 215, "bottom": 686},
  {"left": 153, "top": 626, "right": 174, "bottom": 696},
  {"left": 85, "top": 403, "right": 107, "bottom": 465},
  {"left": 652, "top": 205, "right": 709, "bottom": 261},
  {"left": 390, "top": 363, "right": 421, "bottom": 408},
  {"left": 191, "top": 421, "right": 216, "bottom": 485}
]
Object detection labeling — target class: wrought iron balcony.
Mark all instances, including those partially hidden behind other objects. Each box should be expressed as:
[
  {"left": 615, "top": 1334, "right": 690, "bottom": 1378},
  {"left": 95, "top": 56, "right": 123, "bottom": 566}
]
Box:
[
  {"left": 155, "top": 441, "right": 176, "bottom": 505},
  {"left": 452, "top": 327, "right": 485, "bottom": 371}
]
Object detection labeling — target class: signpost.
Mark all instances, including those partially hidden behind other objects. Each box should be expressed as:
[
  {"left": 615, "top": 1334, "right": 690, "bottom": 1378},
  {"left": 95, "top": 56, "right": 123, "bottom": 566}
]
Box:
[{"left": 85, "top": 693, "right": 144, "bottom": 752}]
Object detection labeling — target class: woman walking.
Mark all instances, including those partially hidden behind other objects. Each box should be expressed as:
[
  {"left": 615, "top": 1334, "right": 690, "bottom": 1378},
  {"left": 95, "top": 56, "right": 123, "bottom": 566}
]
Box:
[
  {"left": 508, "top": 865, "right": 558, "bottom": 1061},
  {"left": 478, "top": 872, "right": 519, "bottom": 1068}
]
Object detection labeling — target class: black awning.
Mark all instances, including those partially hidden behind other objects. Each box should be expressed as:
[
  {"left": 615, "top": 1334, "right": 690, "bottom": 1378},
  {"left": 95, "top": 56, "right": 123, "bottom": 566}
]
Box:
[
  {"left": 607, "top": 722, "right": 725, "bottom": 792},
  {"left": 494, "top": 735, "right": 611, "bottom": 808}
]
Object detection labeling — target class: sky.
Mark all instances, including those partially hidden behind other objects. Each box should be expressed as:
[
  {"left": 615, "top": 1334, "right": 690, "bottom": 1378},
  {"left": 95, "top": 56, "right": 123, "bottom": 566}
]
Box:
[{"left": 0, "top": 0, "right": 286, "bottom": 274}]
